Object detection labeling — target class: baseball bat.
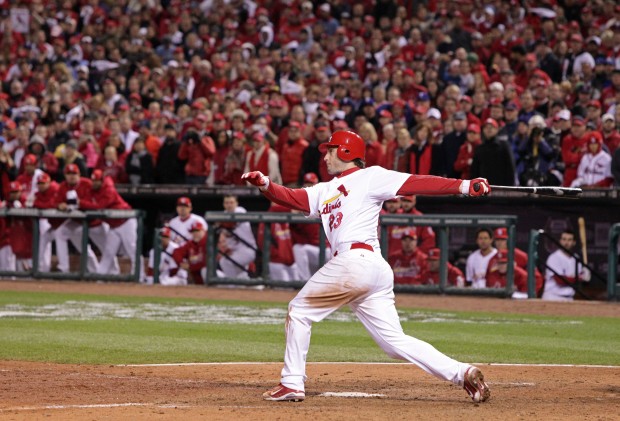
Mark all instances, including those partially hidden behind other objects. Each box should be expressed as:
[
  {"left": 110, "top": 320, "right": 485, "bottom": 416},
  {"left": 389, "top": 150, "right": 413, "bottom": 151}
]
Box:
[
  {"left": 578, "top": 216, "right": 588, "bottom": 264},
  {"left": 472, "top": 183, "right": 582, "bottom": 198}
]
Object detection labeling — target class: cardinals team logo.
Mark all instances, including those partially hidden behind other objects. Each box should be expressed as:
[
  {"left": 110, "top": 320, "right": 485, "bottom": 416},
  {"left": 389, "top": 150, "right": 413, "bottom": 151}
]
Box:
[{"left": 321, "top": 185, "right": 350, "bottom": 215}]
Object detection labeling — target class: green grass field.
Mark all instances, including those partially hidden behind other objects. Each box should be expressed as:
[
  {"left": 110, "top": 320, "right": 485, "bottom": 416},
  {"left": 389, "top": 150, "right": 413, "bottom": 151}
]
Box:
[{"left": 0, "top": 290, "right": 618, "bottom": 366}]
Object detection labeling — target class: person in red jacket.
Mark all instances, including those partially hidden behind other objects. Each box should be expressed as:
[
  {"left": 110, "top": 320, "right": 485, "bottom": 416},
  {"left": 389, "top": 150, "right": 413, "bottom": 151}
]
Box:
[
  {"left": 172, "top": 221, "right": 207, "bottom": 284},
  {"left": 418, "top": 248, "right": 465, "bottom": 287},
  {"left": 244, "top": 132, "right": 282, "bottom": 184},
  {"left": 53, "top": 164, "right": 99, "bottom": 273},
  {"left": 485, "top": 250, "right": 531, "bottom": 299},
  {"left": 6, "top": 181, "right": 32, "bottom": 271},
  {"left": 453, "top": 124, "right": 482, "bottom": 180},
  {"left": 80, "top": 170, "right": 138, "bottom": 276},
  {"left": 561, "top": 117, "right": 588, "bottom": 187},
  {"left": 280, "top": 121, "right": 309, "bottom": 187},
  {"left": 16, "top": 154, "right": 44, "bottom": 202},
  {"left": 388, "top": 229, "right": 428, "bottom": 285},
  {"left": 177, "top": 129, "right": 216, "bottom": 185},
  {"left": 258, "top": 202, "right": 298, "bottom": 281},
  {"left": 400, "top": 195, "right": 436, "bottom": 254},
  {"left": 32, "top": 172, "right": 59, "bottom": 272}
]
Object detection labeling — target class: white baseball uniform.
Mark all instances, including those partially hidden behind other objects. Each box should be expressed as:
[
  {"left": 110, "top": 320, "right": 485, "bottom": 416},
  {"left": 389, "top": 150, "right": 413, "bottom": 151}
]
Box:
[
  {"left": 571, "top": 150, "right": 612, "bottom": 187},
  {"left": 147, "top": 241, "right": 188, "bottom": 285},
  {"left": 218, "top": 206, "right": 257, "bottom": 279},
  {"left": 265, "top": 166, "right": 473, "bottom": 392},
  {"left": 542, "top": 249, "right": 582, "bottom": 301},
  {"left": 465, "top": 248, "right": 497, "bottom": 288},
  {"left": 168, "top": 214, "right": 208, "bottom": 244}
]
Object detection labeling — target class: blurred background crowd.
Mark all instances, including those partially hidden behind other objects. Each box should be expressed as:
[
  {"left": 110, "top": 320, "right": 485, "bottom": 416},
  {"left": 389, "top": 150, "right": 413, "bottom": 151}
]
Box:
[{"left": 1, "top": 0, "right": 620, "bottom": 200}]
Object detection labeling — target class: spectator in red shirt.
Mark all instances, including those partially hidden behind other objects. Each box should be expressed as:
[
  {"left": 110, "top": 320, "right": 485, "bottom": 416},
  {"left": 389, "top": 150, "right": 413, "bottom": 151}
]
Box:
[
  {"left": 561, "top": 116, "right": 588, "bottom": 187},
  {"left": 280, "top": 121, "right": 309, "bottom": 187},
  {"left": 221, "top": 132, "right": 248, "bottom": 186},
  {"left": 454, "top": 123, "right": 482, "bottom": 179},
  {"left": 601, "top": 113, "right": 620, "bottom": 154},
  {"left": 177, "top": 129, "right": 216, "bottom": 185}
]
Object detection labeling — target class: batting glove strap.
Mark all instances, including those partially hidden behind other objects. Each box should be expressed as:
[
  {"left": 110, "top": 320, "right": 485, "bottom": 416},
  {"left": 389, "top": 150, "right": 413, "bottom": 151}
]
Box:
[{"left": 459, "top": 180, "right": 470, "bottom": 195}]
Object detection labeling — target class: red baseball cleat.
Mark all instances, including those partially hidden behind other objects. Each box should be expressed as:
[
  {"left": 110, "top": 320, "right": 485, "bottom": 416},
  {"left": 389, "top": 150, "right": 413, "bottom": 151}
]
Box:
[
  {"left": 263, "top": 383, "right": 305, "bottom": 402},
  {"left": 463, "top": 366, "right": 491, "bottom": 403}
]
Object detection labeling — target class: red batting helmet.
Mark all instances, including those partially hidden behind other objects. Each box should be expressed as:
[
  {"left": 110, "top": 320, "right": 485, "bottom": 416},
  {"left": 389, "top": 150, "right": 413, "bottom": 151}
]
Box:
[{"left": 318, "top": 130, "right": 365, "bottom": 161}]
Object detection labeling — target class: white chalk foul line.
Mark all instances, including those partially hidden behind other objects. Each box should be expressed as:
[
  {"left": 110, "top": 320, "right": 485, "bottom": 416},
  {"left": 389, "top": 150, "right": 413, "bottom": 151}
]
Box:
[
  {"left": 121, "top": 362, "right": 620, "bottom": 369},
  {"left": 0, "top": 403, "right": 150, "bottom": 412},
  {"left": 319, "top": 392, "right": 386, "bottom": 398}
]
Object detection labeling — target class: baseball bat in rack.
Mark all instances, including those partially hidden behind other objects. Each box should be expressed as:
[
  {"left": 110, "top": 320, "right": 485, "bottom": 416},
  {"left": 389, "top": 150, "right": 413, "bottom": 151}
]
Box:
[
  {"left": 472, "top": 183, "right": 582, "bottom": 198},
  {"left": 578, "top": 216, "right": 588, "bottom": 264}
]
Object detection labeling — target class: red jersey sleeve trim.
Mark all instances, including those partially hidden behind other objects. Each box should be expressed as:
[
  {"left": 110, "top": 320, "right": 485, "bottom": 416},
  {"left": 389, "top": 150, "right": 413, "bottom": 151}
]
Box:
[
  {"left": 263, "top": 183, "right": 310, "bottom": 213},
  {"left": 396, "top": 175, "right": 463, "bottom": 196}
]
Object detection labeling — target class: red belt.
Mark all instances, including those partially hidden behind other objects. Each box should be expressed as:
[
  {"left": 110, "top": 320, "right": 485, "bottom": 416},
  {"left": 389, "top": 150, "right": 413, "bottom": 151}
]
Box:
[{"left": 334, "top": 243, "right": 373, "bottom": 256}]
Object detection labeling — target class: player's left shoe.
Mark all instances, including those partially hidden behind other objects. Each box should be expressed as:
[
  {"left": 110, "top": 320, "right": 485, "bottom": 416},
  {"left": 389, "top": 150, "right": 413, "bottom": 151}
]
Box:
[
  {"left": 263, "top": 383, "right": 305, "bottom": 402},
  {"left": 463, "top": 366, "right": 490, "bottom": 403}
]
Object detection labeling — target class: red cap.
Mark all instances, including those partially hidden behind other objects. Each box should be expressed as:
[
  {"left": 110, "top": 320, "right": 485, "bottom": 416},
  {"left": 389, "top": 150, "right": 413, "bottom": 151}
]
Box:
[
  {"left": 588, "top": 131, "right": 603, "bottom": 144},
  {"left": 460, "top": 95, "right": 472, "bottom": 103},
  {"left": 177, "top": 196, "right": 191, "bottom": 207},
  {"left": 489, "top": 98, "right": 503, "bottom": 107},
  {"left": 9, "top": 181, "right": 22, "bottom": 192},
  {"left": 316, "top": 124, "right": 330, "bottom": 132},
  {"left": 289, "top": 121, "right": 301, "bottom": 129},
  {"left": 37, "top": 173, "right": 51, "bottom": 184},
  {"left": 303, "top": 172, "right": 319, "bottom": 184},
  {"left": 467, "top": 123, "right": 480, "bottom": 133},
  {"left": 587, "top": 100, "right": 601, "bottom": 109},
  {"left": 191, "top": 101, "right": 205, "bottom": 110},
  {"left": 213, "top": 113, "right": 225, "bottom": 121},
  {"left": 252, "top": 132, "right": 265, "bottom": 141},
  {"left": 24, "top": 154, "right": 38, "bottom": 165},
  {"left": 129, "top": 92, "right": 141, "bottom": 101},
  {"left": 400, "top": 195, "right": 415, "bottom": 202},
  {"left": 428, "top": 248, "right": 440, "bottom": 260},
  {"left": 484, "top": 118, "right": 499, "bottom": 128},
  {"left": 393, "top": 98, "right": 406, "bottom": 107},
  {"left": 402, "top": 68, "right": 415, "bottom": 77},
  {"left": 64, "top": 164, "right": 80, "bottom": 174},
  {"left": 525, "top": 53, "right": 537, "bottom": 62},
  {"left": 195, "top": 113, "right": 208, "bottom": 122},
  {"left": 160, "top": 227, "right": 171, "bottom": 237},
  {"left": 91, "top": 169, "right": 104, "bottom": 181},
  {"left": 190, "top": 221, "right": 204, "bottom": 231},
  {"left": 251, "top": 98, "right": 264, "bottom": 107},
  {"left": 572, "top": 117, "right": 585, "bottom": 126},
  {"left": 379, "top": 109, "right": 393, "bottom": 119},
  {"left": 570, "top": 33, "right": 583, "bottom": 43},
  {"left": 401, "top": 228, "right": 417, "bottom": 239},
  {"left": 496, "top": 250, "right": 508, "bottom": 262},
  {"left": 494, "top": 227, "right": 508, "bottom": 239}
]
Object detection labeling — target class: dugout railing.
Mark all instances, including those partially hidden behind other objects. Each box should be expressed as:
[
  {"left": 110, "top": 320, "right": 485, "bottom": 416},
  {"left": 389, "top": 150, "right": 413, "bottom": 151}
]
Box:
[
  {"left": 608, "top": 223, "right": 620, "bottom": 301},
  {"left": 0, "top": 208, "right": 144, "bottom": 282},
  {"left": 201, "top": 212, "right": 520, "bottom": 297}
]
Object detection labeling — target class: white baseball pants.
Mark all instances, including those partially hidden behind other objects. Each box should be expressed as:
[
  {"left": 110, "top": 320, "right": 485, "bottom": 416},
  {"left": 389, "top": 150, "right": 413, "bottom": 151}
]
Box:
[
  {"left": 98, "top": 219, "right": 137, "bottom": 275},
  {"left": 269, "top": 262, "right": 299, "bottom": 282},
  {"left": 280, "top": 249, "right": 469, "bottom": 391},
  {"left": 292, "top": 244, "right": 331, "bottom": 281},
  {"left": 54, "top": 220, "right": 99, "bottom": 273},
  {"left": 0, "top": 244, "right": 15, "bottom": 271},
  {"left": 38, "top": 219, "right": 53, "bottom": 272},
  {"left": 219, "top": 245, "right": 256, "bottom": 279}
]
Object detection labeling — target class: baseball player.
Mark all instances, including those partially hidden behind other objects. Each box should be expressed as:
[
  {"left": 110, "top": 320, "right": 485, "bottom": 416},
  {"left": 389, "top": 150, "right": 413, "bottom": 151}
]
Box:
[
  {"left": 15, "top": 153, "right": 44, "bottom": 205},
  {"left": 146, "top": 227, "right": 188, "bottom": 285},
  {"left": 399, "top": 195, "right": 436, "bottom": 254},
  {"left": 388, "top": 229, "right": 428, "bottom": 285},
  {"left": 290, "top": 173, "right": 329, "bottom": 281},
  {"left": 217, "top": 195, "right": 257, "bottom": 279},
  {"left": 242, "top": 130, "right": 491, "bottom": 403},
  {"left": 542, "top": 230, "right": 590, "bottom": 301},
  {"left": 172, "top": 221, "right": 207, "bottom": 285},
  {"left": 32, "top": 172, "right": 58, "bottom": 272},
  {"left": 6, "top": 182, "right": 32, "bottom": 271},
  {"left": 0, "top": 200, "right": 14, "bottom": 271},
  {"left": 168, "top": 197, "right": 208, "bottom": 245},
  {"left": 257, "top": 202, "right": 299, "bottom": 281},
  {"left": 465, "top": 228, "right": 497, "bottom": 288},
  {"left": 418, "top": 248, "right": 466, "bottom": 287},
  {"left": 485, "top": 250, "right": 530, "bottom": 299},
  {"left": 54, "top": 164, "right": 99, "bottom": 273},
  {"left": 79, "top": 170, "right": 137, "bottom": 275},
  {"left": 571, "top": 132, "right": 614, "bottom": 188}
]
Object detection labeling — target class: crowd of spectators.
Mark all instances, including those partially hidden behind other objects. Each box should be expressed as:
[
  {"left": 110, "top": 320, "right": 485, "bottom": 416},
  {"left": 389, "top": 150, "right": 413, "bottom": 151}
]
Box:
[{"left": 1, "top": 0, "right": 620, "bottom": 202}]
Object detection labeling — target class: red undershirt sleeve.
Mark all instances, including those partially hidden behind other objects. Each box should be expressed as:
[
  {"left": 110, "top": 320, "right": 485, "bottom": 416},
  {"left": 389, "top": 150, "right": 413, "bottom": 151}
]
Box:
[
  {"left": 396, "top": 175, "right": 463, "bottom": 196},
  {"left": 262, "top": 182, "right": 311, "bottom": 213}
]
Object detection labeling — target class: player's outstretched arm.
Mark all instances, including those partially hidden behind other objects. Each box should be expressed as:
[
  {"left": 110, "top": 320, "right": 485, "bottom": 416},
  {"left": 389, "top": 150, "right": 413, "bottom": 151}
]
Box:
[
  {"left": 241, "top": 171, "right": 311, "bottom": 213},
  {"left": 396, "top": 175, "right": 490, "bottom": 197}
]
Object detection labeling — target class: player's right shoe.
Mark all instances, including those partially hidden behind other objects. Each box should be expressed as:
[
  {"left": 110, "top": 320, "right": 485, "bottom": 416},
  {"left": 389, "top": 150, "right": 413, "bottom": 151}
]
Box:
[
  {"left": 262, "top": 383, "right": 305, "bottom": 402},
  {"left": 463, "top": 366, "right": 490, "bottom": 403}
]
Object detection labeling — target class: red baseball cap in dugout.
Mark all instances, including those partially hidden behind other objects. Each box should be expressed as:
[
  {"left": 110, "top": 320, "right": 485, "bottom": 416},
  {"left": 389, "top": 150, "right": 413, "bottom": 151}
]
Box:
[
  {"left": 64, "top": 163, "right": 80, "bottom": 174},
  {"left": 400, "top": 228, "right": 417, "bottom": 240},
  {"left": 9, "top": 181, "right": 22, "bottom": 192},
  {"left": 37, "top": 173, "right": 51, "bottom": 184},
  {"left": 467, "top": 123, "right": 481, "bottom": 133},
  {"left": 427, "top": 248, "right": 440, "bottom": 260},
  {"left": 160, "top": 227, "right": 171, "bottom": 237},
  {"left": 190, "top": 221, "right": 204, "bottom": 231},
  {"left": 303, "top": 172, "right": 319, "bottom": 185},
  {"left": 494, "top": 227, "right": 508, "bottom": 239},
  {"left": 177, "top": 196, "right": 192, "bottom": 207},
  {"left": 496, "top": 250, "right": 508, "bottom": 262},
  {"left": 91, "top": 169, "right": 104, "bottom": 181},
  {"left": 400, "top": 195, "right": 415, "bottom": 202}
]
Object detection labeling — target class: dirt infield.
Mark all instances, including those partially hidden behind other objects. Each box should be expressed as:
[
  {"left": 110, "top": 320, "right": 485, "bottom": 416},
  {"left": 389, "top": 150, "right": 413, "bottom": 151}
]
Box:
[{"left": 0, "top": 281, "right": 619, "bottom": 421}]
